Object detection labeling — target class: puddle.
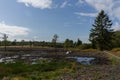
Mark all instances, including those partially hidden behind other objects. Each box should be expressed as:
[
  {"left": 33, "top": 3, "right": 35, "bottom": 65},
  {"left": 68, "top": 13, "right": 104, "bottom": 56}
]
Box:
[
  {"left": 67, "top": 57, "right": 95, "bottom": 65},
  {"left": 0, "top": 58, "right": 4, "bottom": 63},
  {"left": 0, "top": 54, "right": 46, "bottom": 64},
  {"left": 31, "top": 62, "right": 37, "bottom": 65}
]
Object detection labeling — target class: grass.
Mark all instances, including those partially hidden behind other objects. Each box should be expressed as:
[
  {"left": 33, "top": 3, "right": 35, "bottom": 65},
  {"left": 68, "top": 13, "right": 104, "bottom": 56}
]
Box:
[
  {"left": 0, "top": 57, "right": 118, "bottom": 80},
  {"left": 81, "top": 49, "right": 100, "bottom": 52},
  {"left": 103, "top": 51, "right": 120, "bottom": 65},
  {"left": 111, "top": 48, "right": 120, "bottom": 52},
  {"left": 0, "top": 59, "right": 76, "bottom": 80},
  {"left": 110, "top": 48, "right": 120, "bottom": 57},
  {"left": 109, "top": 56, "right": 120, "bottom": 65},
  {"left": 68, "top": 48, "right": 100, "bottom": 52},
  {"left": 1, "top": 57, "right": 120, "bottom": 80}
]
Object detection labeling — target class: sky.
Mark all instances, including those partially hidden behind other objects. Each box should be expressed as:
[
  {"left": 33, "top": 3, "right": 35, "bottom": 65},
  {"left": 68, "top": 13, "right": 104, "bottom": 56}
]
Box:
[{"left": 0, "top": 0, "right": 120, "bottom": 43}]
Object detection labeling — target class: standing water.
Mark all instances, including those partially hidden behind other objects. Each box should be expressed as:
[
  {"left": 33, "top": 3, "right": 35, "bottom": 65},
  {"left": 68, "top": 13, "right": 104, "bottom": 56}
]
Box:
[{"left": 67, "top": 57, "right": 95, "bottom": 65}]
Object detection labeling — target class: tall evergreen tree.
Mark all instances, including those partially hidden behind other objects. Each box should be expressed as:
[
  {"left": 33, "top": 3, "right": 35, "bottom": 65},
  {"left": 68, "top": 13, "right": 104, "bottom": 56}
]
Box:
[{"left": 89, "top": 10, "right": 113, "bottom": 50}]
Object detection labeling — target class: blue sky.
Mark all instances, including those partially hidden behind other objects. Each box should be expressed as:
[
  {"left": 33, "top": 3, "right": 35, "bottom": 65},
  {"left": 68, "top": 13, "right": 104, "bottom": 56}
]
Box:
[{"left": 0, "top": 0, "right": 120, "bottom": 43}]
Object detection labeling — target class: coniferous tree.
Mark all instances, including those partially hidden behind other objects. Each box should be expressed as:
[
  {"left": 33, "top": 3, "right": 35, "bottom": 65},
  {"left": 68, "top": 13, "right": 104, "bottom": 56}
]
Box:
[{"left": 89, "top": 10, "right": 113, "bottom": 50}]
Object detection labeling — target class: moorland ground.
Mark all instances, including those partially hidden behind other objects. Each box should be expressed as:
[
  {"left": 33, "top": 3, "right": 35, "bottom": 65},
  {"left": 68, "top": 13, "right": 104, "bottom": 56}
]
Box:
[{"left": 0, "top": 47, "right": 120, "bottom": 80}]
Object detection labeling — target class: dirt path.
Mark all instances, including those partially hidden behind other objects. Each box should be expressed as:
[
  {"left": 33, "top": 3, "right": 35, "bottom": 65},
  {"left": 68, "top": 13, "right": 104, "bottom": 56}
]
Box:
[{"left": 104, "top": 51, "right": 120, "bottom": 60}]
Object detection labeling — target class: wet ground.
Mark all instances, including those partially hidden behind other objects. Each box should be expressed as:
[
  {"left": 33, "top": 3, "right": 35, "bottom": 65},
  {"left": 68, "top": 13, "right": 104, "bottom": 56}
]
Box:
[{"left": 0, "top": 50, "right": 109, "bottom": 65}]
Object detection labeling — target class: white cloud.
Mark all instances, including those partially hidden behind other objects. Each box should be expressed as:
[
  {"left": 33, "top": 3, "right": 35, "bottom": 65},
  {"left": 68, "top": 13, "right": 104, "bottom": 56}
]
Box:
[
  {"left": 0, "top": 22, "right": 30, "bottom": 37},
  {"left": 112, "top": 7, "right": 120, "bottom": 20},
  {"left": 78, "top": 0, "right": 84, "bottom": 4},
  {"left": 77, "top": 0, "right": 120, "bottom": 31},
  {"left": 76, "top": 0, "right": 113, "bottom": 17},
  {"left": 75, "top": 12, "right": 97, "bottom": 17},
  {"left": 60, "top": 0, "right": 71, "bottom": 8},
  {"left": 60, "top": 1, "right": 68, "bottom": 8},
  {"left": 84, "top": 0, "right": 113, "bottom": 11},
  {"left": 60, "top": 1, "right": 67, "bottom": 8},
  {"left": 17, "top": 0, "right": 52, "bottom": 9},
  {"left": 78, "top": 0, "right": 120, "bottom": 19},
  {"left": 112, "top": 22, "right": 120, "bottom": 31}
]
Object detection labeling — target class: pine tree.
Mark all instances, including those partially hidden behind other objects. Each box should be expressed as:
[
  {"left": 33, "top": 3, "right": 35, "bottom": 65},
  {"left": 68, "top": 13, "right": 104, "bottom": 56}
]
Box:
[{"left": 89, "top": 10, "right": 113, "bottom": 50}]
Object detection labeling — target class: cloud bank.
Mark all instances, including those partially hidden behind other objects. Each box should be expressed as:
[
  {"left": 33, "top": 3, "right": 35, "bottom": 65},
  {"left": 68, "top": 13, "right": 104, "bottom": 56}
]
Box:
[
  {"left": 17, "top": 0, "right": 53, "bottom": 9},
  {"left": 0, "top": 22, "right": 29, "bottom": 37}
]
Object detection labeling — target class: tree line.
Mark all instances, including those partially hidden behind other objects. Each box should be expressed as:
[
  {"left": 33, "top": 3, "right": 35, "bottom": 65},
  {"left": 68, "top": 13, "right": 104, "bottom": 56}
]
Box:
[{"left": 0, "top": 37, "right": 83, "bottom": 49}]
